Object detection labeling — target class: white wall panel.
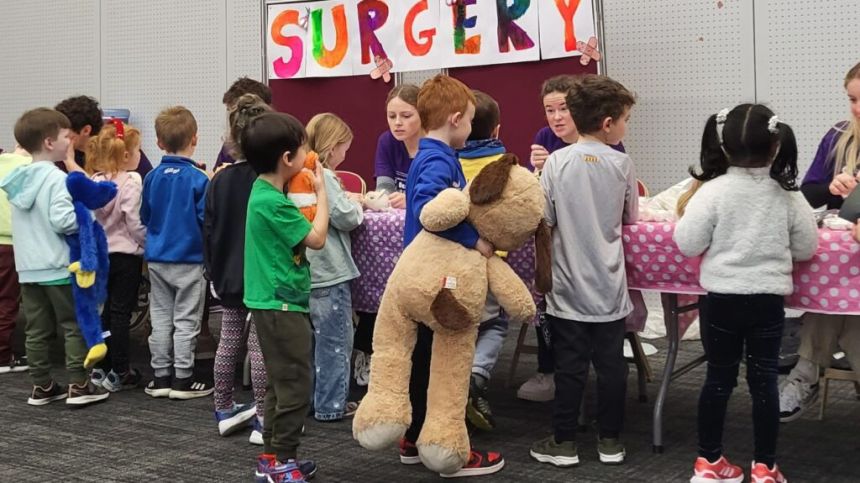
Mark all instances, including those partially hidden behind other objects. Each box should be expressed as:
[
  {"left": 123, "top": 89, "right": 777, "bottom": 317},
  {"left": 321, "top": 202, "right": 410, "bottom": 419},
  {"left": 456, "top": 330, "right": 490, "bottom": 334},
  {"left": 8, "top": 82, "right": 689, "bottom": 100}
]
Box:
[
  {"left": 0, "top": 0, "right": 100, "bottom": 150},
  {"left": 755, "top": 0, "right": 860, "bottom": 179},
  {"left": 602, "top": 0, "right": 756, "bottom": 191},
  {"left": 100, "top": 0, "right": 227, "bottom": 168}
]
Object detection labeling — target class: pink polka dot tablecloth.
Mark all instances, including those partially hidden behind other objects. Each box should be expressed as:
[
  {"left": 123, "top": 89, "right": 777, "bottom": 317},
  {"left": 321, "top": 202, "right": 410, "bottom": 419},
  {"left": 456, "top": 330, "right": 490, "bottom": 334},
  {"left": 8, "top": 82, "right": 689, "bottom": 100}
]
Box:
[
  {"left": 623, "top": 222, "right": 860, "bottom": 315},
  {"left": 350, "top": 210, "right": 539, "bottom": 314}
]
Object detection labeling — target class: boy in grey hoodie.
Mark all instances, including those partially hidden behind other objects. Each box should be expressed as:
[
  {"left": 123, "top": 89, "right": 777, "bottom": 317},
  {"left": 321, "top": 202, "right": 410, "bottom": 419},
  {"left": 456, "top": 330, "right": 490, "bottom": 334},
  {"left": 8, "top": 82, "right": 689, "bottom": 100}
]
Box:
[{"left": 0, "top": 108, "right": 109, "bottom": 407}]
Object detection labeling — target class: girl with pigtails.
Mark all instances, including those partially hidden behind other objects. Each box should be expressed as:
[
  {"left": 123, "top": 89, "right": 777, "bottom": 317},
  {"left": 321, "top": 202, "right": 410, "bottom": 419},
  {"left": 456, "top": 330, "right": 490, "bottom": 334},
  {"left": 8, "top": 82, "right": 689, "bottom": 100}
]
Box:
[{"left": 674, "top": 104, "right": 819, "bottom": 483}]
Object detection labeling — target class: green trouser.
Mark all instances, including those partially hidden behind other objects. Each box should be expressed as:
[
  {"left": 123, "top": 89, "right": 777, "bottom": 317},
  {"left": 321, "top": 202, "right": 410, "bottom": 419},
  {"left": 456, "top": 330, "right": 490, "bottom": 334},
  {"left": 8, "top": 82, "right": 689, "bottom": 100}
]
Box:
[
  {"left": 252, "top": 309, "right": 313, "bottom": 461},
  {"left": 21, "top": 284, "right": 87, "bottom": 386}
]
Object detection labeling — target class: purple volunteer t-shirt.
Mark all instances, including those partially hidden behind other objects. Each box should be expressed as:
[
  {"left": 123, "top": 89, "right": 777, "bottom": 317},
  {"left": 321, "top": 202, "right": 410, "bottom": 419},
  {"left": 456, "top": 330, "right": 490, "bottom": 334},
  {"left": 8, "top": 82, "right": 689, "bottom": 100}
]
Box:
[
  {"left": 802, "top": 122, "right": 847, "bottom": 185},
  {"left": 214, "top": 144, "right": 236, "bottom": 171},
  {"left": 374, "top": 130, "right": 413, "bottom": 193},
  {"left": 533, "top": 126, "right": 626, "bottom": 156}
]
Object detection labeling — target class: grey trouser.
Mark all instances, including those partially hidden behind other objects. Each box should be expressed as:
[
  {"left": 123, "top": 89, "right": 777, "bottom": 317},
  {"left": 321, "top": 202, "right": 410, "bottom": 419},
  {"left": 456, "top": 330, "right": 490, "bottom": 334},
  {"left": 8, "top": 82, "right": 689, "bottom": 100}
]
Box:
[{"left": 147, "top": 263, "right": 205, "bottom": 378}]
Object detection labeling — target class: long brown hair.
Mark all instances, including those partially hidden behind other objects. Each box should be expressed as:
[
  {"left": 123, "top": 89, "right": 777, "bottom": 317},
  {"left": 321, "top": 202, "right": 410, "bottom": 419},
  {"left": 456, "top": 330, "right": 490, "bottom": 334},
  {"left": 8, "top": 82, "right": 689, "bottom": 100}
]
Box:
[{"left": 228, "top": 94, "right": 272, "bottom": 159}]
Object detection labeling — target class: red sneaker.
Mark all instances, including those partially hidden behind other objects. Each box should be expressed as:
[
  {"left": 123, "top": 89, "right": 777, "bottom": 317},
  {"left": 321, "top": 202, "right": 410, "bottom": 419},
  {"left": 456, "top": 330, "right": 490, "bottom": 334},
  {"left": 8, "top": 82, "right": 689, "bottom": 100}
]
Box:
[
  {"left": 439, "top": 449, "right": 505, "bottom": 478},
  {"left": 751, "top": 462, "right": 788, "bottom": 483},
  {"left": 399, "top": 438, "right": 421, "bottom": 465},
  {"left": 690, "top": 456, "right": 744, "bottom": 483}
]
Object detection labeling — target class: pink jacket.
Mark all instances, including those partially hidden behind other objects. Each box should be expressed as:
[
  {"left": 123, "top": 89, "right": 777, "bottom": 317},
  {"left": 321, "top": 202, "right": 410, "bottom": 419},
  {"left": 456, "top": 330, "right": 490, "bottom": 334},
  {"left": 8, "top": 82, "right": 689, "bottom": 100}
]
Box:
[{"left": 92, "top": 172, "right": 146, "bottom": 256}]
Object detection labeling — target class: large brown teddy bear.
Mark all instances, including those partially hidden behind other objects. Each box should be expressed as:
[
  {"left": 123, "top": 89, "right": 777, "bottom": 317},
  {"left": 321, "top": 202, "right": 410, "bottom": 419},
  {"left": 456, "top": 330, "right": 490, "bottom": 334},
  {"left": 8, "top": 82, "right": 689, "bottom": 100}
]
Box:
[{"left": 353, "top": 155, "right": 552, "bottom": 474}]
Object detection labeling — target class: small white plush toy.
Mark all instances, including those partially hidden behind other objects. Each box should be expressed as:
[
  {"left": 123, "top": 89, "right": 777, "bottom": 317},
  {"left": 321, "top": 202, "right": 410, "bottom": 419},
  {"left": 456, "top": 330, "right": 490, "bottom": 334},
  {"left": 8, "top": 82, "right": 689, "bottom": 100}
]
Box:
[{"left": 364, "top": 190, "right": 391, "bottom": 211}]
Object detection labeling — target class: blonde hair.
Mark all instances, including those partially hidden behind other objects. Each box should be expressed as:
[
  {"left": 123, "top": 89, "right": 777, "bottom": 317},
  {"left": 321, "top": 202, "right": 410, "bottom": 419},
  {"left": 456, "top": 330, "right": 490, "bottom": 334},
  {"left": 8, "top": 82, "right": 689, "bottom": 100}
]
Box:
[
  {"left": 84, "top": 122, "right": 141, "bottom": 175},
  {"left": 834, "top": 62, "right": 860, "bottom": 177},
  {"left": 676, "top": 179, "right": 703, "bottom": 218},
  {"left": 228, "top": 93, "right": 272, "bottom": 159},
  {"left": 306, "top": 113, "right": 353, "bottom": 169}
]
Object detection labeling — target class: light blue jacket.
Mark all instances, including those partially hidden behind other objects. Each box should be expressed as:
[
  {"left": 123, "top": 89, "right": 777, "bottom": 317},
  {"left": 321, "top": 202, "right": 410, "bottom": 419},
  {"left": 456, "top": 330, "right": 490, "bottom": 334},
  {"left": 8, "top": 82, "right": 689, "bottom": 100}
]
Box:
[
  {"left": 307, "top": 169, "right": 363, "bottom": 289},
  {"left": 0, "top": 161, "right": 78, "bottom": 282}
]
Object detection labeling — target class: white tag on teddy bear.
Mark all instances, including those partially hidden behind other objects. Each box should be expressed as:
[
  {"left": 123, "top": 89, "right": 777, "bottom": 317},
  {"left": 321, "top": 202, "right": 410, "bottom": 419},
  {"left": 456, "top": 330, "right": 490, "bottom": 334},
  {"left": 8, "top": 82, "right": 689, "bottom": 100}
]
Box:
[{"left": 443, "top": 276, "right": 458, "bottom": 289}]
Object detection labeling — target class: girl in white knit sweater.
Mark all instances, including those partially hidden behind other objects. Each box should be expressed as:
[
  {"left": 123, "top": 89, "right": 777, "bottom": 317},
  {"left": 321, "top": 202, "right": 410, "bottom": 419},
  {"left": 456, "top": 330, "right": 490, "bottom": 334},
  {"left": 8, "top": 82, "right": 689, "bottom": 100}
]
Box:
[{"left": 675, "top": 104, "right": 818, "bottom": 483}]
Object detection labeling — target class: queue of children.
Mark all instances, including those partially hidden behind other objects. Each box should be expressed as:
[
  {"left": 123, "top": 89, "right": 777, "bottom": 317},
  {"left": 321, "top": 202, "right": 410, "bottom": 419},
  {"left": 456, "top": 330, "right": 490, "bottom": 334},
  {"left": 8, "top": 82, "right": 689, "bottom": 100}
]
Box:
[{"left": 3, "top": 62, "right": 860, "bottom": 483}]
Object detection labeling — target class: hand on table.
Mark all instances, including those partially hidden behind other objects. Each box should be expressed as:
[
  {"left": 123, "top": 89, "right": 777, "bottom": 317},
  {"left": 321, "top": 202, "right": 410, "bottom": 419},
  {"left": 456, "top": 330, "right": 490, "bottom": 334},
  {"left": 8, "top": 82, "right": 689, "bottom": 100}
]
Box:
[
  {"left": 830, "top": 172, "right": 859, "bottom": 198},
  {"left": 388, "top": 191, "right": 406, "bottom": 209}
]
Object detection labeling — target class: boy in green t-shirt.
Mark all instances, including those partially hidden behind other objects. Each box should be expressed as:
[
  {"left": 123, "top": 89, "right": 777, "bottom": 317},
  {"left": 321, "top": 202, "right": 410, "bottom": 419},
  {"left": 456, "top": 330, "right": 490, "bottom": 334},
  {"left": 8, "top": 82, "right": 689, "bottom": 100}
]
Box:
[{"left": 241, "top": 112, "right": 329, "bottom": 483}]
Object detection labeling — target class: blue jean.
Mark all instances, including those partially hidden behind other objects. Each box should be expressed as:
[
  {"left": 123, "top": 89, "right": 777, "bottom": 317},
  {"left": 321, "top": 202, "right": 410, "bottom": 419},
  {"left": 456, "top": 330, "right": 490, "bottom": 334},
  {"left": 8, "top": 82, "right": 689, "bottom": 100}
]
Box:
[
  {"left": 472, "top": 317, "right": 509, "bottom": 380},
  {"left": 309, "top": 282, "right": 354, "bottom": 420}
]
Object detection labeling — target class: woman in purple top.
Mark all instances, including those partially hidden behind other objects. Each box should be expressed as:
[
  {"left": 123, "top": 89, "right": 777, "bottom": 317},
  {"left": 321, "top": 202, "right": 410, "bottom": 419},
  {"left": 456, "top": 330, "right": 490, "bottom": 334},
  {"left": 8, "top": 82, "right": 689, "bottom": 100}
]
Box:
[
  {"left": 373, "top": 84, "right": 422, "bottom": 209},
  {"left": 801, "top": 63, "right": 860, "bottom": 209},
  {"left": 529, "top": 75, "right": 624, "bottom": 172}
]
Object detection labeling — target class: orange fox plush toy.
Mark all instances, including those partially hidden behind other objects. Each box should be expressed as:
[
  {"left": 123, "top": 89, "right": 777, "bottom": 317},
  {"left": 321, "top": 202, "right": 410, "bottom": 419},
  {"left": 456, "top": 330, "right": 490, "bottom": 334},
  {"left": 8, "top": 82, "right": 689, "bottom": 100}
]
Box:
[{"left": 287, "top": 150, "right": 318, "bottom": 221}]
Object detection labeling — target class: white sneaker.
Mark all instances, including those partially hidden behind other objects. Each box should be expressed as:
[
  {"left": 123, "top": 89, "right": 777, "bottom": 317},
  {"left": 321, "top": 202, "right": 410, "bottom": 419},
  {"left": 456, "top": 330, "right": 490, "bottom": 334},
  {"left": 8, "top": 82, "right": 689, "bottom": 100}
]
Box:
[
  {"left": 90, "top": 368, "right": 106, "bottom": 388},
  {"left": 354, "top": 350, "right": 371, "bottom": 387},
  {"left": 779, "top": 378, "right": 819, "bottom": 423},
  {"left": 517, "top": 373, "right": 555, "bottom": 402}
]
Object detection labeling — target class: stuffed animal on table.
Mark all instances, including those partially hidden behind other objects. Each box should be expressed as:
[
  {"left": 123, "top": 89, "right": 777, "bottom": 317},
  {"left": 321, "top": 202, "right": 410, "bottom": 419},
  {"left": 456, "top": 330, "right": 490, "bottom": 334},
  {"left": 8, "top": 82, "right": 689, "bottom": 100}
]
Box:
[
  {"left": 363, "top": 190, "right": 391, "bottom": 211},
  {"left": 353, "top": 154, "right": 552, "bottom": 474},
  {"left": 65, "top": 171, "right": 117, "bottom": 368},
  {"left": 286, "top": 150, "right": 319, "bottom": 221}
]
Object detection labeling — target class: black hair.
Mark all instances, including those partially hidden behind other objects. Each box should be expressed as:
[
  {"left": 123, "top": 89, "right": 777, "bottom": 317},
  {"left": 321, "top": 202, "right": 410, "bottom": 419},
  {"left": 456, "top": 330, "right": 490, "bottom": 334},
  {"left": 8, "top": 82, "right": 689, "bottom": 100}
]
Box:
[
  {"left": 240, "top": 112, "right": 307, "bottom": 175},
  {"left": 55, "top": 96, "right": 103, "bottom": 135},
  {"left": 691, "top": 103, "right": 799, "bottom": 191}
]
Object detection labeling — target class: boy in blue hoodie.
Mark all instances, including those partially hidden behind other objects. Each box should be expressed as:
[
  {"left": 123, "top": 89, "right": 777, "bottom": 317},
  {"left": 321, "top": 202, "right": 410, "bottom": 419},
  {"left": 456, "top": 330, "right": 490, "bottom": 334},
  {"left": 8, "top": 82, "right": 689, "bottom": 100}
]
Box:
[
  {"left": 0, "top": 108, "right": 109, "bottom": 407},
  {"left": 400, "top": 75, "right": 504, "bottom": 478},
  {"left": 141, "top": 106, "right": 212, "bottom": 400}
]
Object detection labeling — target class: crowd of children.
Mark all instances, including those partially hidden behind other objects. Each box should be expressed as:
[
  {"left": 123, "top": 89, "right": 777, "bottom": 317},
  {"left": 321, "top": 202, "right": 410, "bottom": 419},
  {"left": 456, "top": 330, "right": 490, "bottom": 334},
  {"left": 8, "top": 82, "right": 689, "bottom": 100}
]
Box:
[{"left": 1, "top": 62, "right": 859, "bottom": 482}]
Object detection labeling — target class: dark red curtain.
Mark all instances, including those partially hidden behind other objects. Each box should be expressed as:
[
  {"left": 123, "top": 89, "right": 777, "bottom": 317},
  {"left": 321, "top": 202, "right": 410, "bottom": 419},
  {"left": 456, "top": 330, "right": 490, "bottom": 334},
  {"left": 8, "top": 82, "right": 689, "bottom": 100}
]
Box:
[
  {"left": 269, "top": 57, "right": 597, "bottom": 184},
  {"left": 449, "top": 57, "right": 597, "bottom": 165},
  {"left": 270, "top": 76, "right": 391, "bottom": 187}
]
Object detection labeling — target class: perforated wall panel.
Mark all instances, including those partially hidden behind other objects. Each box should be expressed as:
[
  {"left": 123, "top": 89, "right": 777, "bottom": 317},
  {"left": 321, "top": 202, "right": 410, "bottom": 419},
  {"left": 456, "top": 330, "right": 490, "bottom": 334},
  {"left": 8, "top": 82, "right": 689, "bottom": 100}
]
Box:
[
  {"left": 227, "top": 0, "right": 265, "bottom": 84},
  {"left": 99, "top": 1, "right": 227, "bottom": 168},
  {"left": 399, "top": 69, "right": 444, "bottom": 87},
  {"left": 755, "top": 0, "right": 860, "bottom": 181},
  {"left": 602, "top": 0, "right": 756, "bottom": 192},
  {"left": 0, "top": 0, "right": 101, "bottom": 150}
]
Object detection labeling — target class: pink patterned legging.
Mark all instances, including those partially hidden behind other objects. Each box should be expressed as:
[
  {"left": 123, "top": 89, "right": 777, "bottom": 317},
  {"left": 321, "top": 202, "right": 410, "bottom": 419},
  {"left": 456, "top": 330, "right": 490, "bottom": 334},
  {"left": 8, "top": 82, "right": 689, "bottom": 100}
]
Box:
[{"left": 214, "top": 306, "right": 266, "bottom": 419}]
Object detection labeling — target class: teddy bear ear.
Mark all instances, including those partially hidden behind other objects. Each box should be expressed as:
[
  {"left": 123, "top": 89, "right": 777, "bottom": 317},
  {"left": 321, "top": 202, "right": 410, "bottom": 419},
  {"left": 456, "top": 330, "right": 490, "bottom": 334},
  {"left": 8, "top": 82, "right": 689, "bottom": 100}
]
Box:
[{"left": 469, "top": 153, "right": 518, "bottom": 205}]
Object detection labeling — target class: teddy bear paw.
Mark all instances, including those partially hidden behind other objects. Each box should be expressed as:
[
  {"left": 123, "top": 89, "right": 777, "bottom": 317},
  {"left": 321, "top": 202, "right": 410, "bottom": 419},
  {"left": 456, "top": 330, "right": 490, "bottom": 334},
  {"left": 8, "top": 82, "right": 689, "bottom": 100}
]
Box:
[
  {"left": 84, "top": 343, "right": 107, "bottom": 368},
  {"left": 353, "top": 422, "right": 407, "bottom": 451},
  {"left": 418, "top": 443, "right": 467, "bottom": 474}
]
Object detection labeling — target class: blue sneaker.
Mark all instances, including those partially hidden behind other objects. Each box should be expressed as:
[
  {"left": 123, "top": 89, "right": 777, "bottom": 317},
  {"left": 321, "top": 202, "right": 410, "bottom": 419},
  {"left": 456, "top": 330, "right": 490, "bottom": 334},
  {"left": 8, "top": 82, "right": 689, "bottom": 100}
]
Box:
[
  {"left": 255, "top": 455, "right": 317, "bottom": 482},
  {"left": 216, "top": 402, "right": 257, "bottom": 436}
]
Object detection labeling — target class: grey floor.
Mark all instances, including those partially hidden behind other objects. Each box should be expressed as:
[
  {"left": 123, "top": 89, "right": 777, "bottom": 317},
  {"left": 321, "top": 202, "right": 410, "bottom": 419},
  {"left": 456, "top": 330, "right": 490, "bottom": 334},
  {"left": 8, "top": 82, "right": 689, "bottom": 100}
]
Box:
[{"left": 1, "top": 313, "right": 859, "bottom": 483}]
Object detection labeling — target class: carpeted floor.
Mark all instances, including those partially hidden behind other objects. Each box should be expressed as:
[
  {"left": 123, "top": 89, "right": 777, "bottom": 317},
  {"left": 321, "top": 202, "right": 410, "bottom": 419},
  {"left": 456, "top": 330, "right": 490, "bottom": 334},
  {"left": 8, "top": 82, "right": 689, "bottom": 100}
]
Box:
[{"left": 1, "top": 313, "right": 858, "bottom": 482}]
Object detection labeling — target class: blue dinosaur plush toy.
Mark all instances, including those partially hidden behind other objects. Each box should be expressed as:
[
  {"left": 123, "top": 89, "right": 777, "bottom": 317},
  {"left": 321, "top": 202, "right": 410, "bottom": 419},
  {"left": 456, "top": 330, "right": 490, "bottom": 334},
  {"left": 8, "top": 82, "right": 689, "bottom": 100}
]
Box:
[{"left": 65, "top": 171, "right": 117, "bottom": 368}]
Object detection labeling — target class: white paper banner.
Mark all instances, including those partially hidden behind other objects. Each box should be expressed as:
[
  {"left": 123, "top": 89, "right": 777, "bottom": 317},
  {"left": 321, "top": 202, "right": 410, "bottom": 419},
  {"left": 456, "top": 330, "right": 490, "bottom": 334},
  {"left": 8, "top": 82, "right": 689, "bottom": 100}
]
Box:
[
  {"left": 266, "top": 0, "right": 594, "bottom": 80},
  {"left": 538, "top": 0, "right": 596, "bottom": 60}
]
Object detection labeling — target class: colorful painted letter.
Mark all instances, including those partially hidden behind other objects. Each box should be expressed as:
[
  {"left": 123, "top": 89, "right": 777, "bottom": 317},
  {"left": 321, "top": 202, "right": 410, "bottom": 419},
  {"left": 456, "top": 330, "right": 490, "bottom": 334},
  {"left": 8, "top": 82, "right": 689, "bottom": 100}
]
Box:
[
  {"left": 311, "top": 4, "right": 349, "bottom": 68},
  {"left": 405, "top": 0, "right": 435, "bottom": 56},
  {"left": 496, "top": 0, "right": 534, "bottom": 53},
  {"left": 271, "top": 9, "right": 304, "bottom": 78},
  {"left": 452, "top": 0, "right": 481, "bottom": 54},
  {"left": 358, "top": 0, "right": 390, "bottom": 65},
  {"left": 554, "top": 0, "right": 581, "bottom": 52}
]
